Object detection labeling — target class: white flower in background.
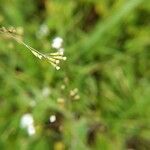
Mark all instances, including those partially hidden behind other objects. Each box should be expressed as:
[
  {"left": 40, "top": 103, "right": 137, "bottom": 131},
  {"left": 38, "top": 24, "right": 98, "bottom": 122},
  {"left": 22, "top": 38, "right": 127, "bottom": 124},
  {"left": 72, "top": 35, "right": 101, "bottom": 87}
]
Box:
[
  {"left": 20, "top": 113, "right": 34, "bottom": 128},
  {"left": 36, "top": 24, "right": 49, "bottom": 38},
  {"left": 49, "top": 115, "right": 56, "bottom": 123},
  {"left": 52, "top": 37, "right": 63, "bottom": 49},
  {"left": 27, "top": 124, "right": 36, "bottom": 136},
  {"left": 20, "top": 113, "right": 36, "bottom": 136},
  {"left": 42, "top": 86, "right": 51, "bottom": 98}
]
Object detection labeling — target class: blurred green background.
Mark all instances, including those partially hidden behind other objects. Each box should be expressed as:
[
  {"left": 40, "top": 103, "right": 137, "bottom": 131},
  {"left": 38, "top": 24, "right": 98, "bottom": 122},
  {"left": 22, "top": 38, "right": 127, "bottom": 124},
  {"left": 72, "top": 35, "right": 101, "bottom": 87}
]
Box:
[{"left": 0, "top": 0, "right": 150, "bottom": 150}]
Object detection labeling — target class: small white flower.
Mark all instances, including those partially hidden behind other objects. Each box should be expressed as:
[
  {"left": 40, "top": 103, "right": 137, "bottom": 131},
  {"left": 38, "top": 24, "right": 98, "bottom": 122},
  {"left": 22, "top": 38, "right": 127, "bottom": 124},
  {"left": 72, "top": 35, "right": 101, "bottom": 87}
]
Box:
[
  {"left": 27, "top": 125, "right": 36, "bottom": 136},
  {"left": 20, "top": 113, "right": 36, "bottom": 136},
  {"left": 52, "top": 37, "right": 63, "bottom": 49},
  {"left": 20, "top": 113, "right": 34, "bottom": 128},
  {"left": 49, "top": 115, "right": 56, "bottom": 123},
  {"left": 36, "top": 24, "right": 49, "bottom": 38},
  {"left": 40, "top": 24, "right": 49, "bottom": 34},
  {"left": 42, "top": 87, "right": 51, "bottom": 97}
]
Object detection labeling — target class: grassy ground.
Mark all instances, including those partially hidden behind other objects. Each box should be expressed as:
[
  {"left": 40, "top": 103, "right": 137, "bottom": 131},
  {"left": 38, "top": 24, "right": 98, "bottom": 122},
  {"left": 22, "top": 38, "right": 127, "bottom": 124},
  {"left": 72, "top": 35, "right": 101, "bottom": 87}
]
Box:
[{"left": 0, "top": 0, "right": 149, "bottom": 149}]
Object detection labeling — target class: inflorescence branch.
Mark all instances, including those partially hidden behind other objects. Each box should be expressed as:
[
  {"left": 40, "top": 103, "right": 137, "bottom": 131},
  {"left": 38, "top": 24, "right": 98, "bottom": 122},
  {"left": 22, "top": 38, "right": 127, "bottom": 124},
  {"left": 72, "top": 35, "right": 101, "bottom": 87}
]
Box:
[{"left": 0, "top": 26, "right": 66, "bottom": 70}]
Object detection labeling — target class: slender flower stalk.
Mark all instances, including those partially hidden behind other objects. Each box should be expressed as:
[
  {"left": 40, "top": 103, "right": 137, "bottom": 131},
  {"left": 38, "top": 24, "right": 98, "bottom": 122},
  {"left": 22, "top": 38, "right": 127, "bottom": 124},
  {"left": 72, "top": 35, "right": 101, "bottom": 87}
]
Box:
[{"left": 0, "top": 26, "right": 66, "bottom": 70}]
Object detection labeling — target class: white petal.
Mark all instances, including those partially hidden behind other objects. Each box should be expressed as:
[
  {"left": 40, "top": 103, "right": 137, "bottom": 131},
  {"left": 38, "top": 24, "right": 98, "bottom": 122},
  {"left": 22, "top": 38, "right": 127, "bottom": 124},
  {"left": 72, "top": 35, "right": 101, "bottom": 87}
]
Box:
[
  {"left": 27, "top": 125, "right": 36, "bottom": 136},
  {"left": 20, "top": 113, "right": 34, "bottom": 128},
  {"left": 49, "top": 115, "right": 56, "bottom": 123},
  {"left": 52, "top": 37, "right": 63, "bottom": 49}
]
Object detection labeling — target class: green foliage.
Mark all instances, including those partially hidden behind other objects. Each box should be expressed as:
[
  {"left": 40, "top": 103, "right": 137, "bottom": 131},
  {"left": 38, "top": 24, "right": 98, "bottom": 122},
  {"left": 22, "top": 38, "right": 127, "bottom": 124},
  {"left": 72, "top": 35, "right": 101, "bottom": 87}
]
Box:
[{"left": 0, "top": 0, "right": 149, "bottom": 149}]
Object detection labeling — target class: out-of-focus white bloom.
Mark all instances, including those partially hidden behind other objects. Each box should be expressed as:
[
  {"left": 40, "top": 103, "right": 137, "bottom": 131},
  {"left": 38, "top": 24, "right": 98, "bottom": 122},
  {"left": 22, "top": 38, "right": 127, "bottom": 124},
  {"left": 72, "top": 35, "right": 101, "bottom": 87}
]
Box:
[
  {"left": 42, "top": 87, "right": 51, "bottom": 97},
  {"left": 27, "top": 124, "right": 36, "bottom": 136},
  {"left": 20, "top": 113, "right": 36, "bottom": 136},
  {"left": 36, "top": 24, "right": 49, "bottom": 38},
  {"left": 49, "top": 115, "right": 56, "bottom": 123},
  {"left": 20, "top": 113, "right": 34, "bottom": 128},
  {"left": 52, "top": 37, "right": 63, "bottom": 49}
]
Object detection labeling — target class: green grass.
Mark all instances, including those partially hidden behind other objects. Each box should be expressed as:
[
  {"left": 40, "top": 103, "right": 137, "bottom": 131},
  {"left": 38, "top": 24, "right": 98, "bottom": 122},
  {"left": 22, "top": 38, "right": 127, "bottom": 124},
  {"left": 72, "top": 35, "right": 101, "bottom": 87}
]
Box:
[{"left": 0, "top": 0, "right": 149, "bottom": 149}]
